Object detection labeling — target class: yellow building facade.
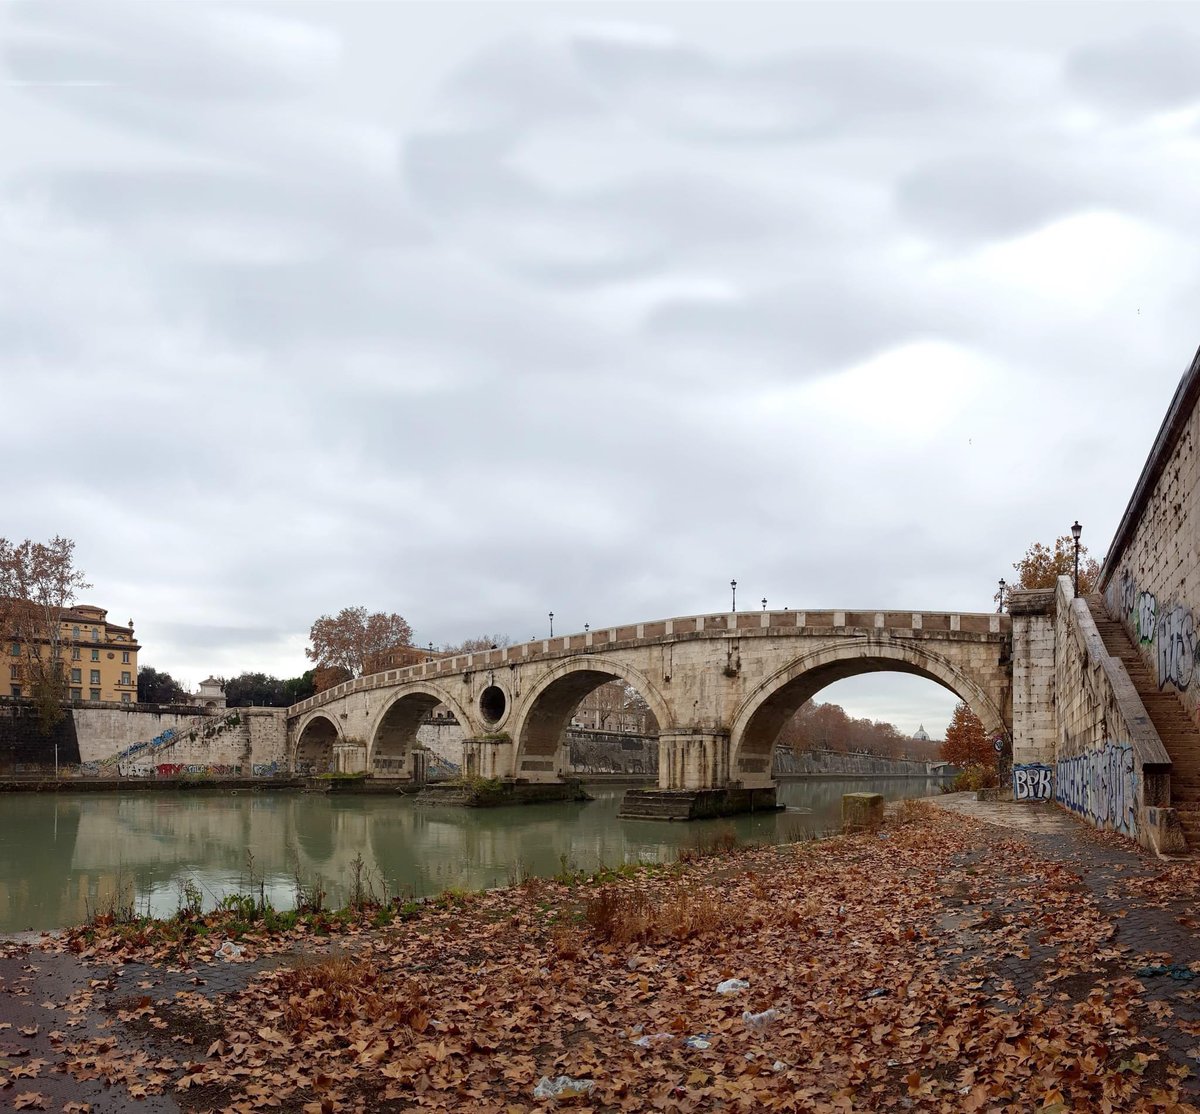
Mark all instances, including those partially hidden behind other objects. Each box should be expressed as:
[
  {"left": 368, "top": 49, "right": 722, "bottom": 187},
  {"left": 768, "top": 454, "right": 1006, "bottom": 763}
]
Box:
[{"left": 7, "top": 604, "right": 140, "bottom": 704}]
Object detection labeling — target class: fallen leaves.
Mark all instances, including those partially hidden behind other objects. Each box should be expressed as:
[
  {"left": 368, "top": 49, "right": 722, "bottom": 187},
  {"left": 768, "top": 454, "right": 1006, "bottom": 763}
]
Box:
[{"left": 6, "top": 808, "right": 1200, "bottom": 1112}]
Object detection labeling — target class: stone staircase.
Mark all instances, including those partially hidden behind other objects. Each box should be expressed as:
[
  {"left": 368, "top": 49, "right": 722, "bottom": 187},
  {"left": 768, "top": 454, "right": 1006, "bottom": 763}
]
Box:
[{"left": 1087, "top": 596, "right": 1200, "bottom": 849}]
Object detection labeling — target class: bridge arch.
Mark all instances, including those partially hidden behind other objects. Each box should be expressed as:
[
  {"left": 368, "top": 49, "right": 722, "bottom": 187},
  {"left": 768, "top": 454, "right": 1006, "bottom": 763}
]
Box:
[
  {"left": 510, "top": 655, "right": 674, "bottom": 778},
  {"left": 730, "top": 635, "right": 1008, "bottom": 774},
  {"left": 368, "top": 682, "right": 473, "bottom": 778},
  {"left": 293, "top": 711, "right": 342, "bottom": 774}
]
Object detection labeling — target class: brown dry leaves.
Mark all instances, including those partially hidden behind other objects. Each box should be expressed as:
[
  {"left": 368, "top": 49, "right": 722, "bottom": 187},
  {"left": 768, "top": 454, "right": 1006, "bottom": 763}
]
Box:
[{"left": 29, "top": 805, "right": 1200, "bottom": 1111}]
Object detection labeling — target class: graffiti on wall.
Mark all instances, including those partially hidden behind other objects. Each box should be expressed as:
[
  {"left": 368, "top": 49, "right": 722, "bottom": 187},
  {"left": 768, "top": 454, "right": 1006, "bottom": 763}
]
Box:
[
  {"left": 1012, "top": 763, "right": 1053, "bottom": 801},
  {"left": 251, "top": 761, "right": 284, "bottom": 777},
  {"left": 1136, "top": 592, "right": 1157, "bottom": 645},
  {"left": 1157, "top": 603, "right": 1197, "bottom": 691},
  {"left": 1056, "top": 742, "right": 1137, "bottom": 836},
  {"left": 1105, "top": 568, "right": 1200, "bottom": 693},
  {"left": 1114, "top": 569, "right": 1137, "bottom": 623},
  {"left": 156, "top": 763, "right": 237, "bottom": 778}
]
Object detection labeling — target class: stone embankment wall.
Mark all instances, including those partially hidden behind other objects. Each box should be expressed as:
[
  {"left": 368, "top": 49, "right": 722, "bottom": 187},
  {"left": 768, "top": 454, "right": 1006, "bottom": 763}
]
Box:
[
  {"left": 1007, "top": 345, "right": 1200, "bottom": 853},
  {"left": 415, "top": 719, "right": 465, "bottom": 773},
  {"left": 0, "top": 702, "right": 289, "bottom": 778},
  {"left": 0, "top": 701, "right": 81, "bottom": 772},
  {"left": 567, "top": 729, "right": 657, "bottom": 775},
  {"left": 117, "top": 708, "right": 287, "bottom": 777},
  {"left": 1051, "top": 578, "right": 1179, "bottom": 853},
  {"left": 1100, "top": 349, "right": 1200, "bottom": 719},
  {"left": 773, "top": 748, "right": 941, "bottom": 778}
]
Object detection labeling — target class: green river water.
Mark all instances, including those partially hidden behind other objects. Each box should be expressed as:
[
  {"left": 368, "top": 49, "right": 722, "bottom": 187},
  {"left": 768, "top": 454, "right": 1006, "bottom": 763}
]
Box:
[{"left": 0, "top": 778, "right": 946, "bottom": 933}]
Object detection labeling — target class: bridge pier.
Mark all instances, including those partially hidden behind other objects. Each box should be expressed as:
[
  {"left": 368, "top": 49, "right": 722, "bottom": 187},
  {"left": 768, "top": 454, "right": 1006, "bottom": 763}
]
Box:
[
  {"left": 462, "top": 736, "right": 517, "bottom": 781},
  {"left": 332, "top": 738, "right": 367, "bottom": 775},
  {"left": 619, "top": 729, "right": 779, "bottom": 820},
  {"left": 658, "top": 730, "right": 731, "bottom": 790}
]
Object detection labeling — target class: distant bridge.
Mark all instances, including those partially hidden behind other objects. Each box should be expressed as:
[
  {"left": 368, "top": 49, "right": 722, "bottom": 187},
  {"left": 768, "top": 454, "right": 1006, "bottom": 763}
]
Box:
[{"left": 287, "top": 608, "right": 1010, "bottom": 807}]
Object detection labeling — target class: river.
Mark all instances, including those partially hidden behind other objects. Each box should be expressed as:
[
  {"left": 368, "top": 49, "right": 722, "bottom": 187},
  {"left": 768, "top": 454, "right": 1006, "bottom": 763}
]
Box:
[{"left": 0, "top": 778, "right": 947, "bottom": 933}]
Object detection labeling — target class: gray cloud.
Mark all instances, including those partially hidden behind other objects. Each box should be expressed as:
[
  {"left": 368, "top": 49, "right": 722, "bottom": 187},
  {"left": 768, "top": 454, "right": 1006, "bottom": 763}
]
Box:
[
  {"left": 1066, "top": 27, "right": 1200, "bottom": 112},
  {"left": 4, "top": 4, "right": 1199, "bottom": 734}
]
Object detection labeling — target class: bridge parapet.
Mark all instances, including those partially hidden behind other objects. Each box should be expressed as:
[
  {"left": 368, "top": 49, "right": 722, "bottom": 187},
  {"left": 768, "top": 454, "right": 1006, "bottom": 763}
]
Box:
[{"left": 287, "top": 609, "right": 1010, "bottom": 719}]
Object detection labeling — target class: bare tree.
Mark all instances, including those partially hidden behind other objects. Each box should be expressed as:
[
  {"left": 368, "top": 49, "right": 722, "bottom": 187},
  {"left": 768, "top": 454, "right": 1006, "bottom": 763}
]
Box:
[
  {"left": 0, "top": 536, "right": 91, "bottom": 731},
  {"left": 440, "top": 633, "right": 513, "bottom": 654},
  {"left": 306, "top": 607, "right": 413, "bottom": 677}
]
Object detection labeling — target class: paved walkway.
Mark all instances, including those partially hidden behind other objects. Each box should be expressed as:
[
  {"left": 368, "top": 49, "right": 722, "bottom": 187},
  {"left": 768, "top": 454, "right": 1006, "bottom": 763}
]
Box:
[{"left": 930, "top": 794, "right": 1200, "bottom": 1099}]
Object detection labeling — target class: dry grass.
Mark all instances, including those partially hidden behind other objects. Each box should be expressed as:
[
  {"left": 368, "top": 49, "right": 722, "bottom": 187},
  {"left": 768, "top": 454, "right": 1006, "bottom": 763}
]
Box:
[
  {"left": 583, "top": 883, "right": 731, "bottom": 945},
  {"left": 888, "top": 797, "right": 935, "bottom": 828},
  {"left": 275, "top": 954, "right": 428, "bottom": 1034}
]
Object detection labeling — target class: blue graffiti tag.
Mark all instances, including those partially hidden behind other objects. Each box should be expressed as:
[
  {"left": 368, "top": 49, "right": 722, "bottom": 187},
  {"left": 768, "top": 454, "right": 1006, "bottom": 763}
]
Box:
[
  {"left": 1056, "top": 742, "right": 1137, "bottom": 835},
  {"left": 1013, "top": 763, "right": 1053, "bottom": 801}
]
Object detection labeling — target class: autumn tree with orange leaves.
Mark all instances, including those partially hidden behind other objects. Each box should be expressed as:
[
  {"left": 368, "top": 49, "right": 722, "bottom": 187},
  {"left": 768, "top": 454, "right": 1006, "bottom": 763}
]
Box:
[
  {"left": 306, "top": 607, "right": 412, "bottom": 679},
  {"left": 941, "top": 701, "right": 995, "bottom": 768},
  {"left": 1012, "top": 534, "right": 1101, "bottom": 596}
]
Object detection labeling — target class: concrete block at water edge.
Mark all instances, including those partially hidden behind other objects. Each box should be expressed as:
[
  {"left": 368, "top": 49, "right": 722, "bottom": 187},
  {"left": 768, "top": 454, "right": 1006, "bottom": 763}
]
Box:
[{"left": 842, "top": 792, "right": 884, "bottom": 833}]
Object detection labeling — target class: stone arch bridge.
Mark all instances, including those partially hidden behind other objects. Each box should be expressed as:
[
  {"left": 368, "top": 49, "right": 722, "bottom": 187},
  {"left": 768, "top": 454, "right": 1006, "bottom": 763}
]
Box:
[{"left": 288, "top": 608, "right": 1011, "bottom": 812}]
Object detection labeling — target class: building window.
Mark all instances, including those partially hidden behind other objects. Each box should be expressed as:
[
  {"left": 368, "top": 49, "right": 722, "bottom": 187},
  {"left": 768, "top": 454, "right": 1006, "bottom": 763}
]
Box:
[
  {"left": 9, "top": 642, "right": 17, "bottom": 657},
  {"left": 8, "top": 665, "right": 17, "bottom": 681},
  {"left": 89, "top": 688, "right": 100, "bottom": 701},
  {"left": 71, "top": 646, "right": 80, "bottom": 660},
  {"left": 91, "top": 649, "right": 99, "bottom": 661},
  {"left": 90, "top": 669, "right": 100, "bottom": 685},
  {"left": 72, "top": 626, "right": 80, "bottom": 640},
  {"left": 121, "top": 693, "right": 131, "bottom": 704},
  {"left": 120, "top": 671, "right": 131, "bottom": 686},
  {"left": 71, "top": 668, "right": 81, "bottom": 683},
  {"left": 91, "top": 629, "right": 99, "bottom": 642},
  {"left": 10, "top": 686, "right": 21, "bottom": 698},
  {"left": 70, "top": 688, "right": 82, "bottom": 701},
  {"left": 122, "top": 651, "right": 130, "bottom": 664}
]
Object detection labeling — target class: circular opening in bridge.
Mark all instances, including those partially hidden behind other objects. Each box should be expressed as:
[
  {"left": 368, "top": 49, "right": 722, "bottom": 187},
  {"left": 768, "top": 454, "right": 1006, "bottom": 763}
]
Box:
[{"left": 479, "top": 685, "right": 507, "bottom": 724}]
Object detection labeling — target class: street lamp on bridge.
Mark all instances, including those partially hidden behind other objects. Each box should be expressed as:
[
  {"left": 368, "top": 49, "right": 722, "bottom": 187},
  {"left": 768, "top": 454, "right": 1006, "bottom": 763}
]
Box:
[
  {"left": 548, "top": 611, "right": 554, "bottom": 638},
  {"left": 997, "top": 578, "right": 1006, "bottom": 614},
  {"left": 730, "top": 579, "right": 737, "bottom": 612},
  {"left": 762, "top": 597, "right": 767, "bottom": 611},
  {"left": 1071, "top": 520, "right": 1083, "bottom": 598}
]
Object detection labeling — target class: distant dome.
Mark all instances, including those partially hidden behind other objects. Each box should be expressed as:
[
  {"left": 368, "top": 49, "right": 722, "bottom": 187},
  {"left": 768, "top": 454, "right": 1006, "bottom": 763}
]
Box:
[{"left": 912, "top": 724, "right": 930, "bottom": 741}]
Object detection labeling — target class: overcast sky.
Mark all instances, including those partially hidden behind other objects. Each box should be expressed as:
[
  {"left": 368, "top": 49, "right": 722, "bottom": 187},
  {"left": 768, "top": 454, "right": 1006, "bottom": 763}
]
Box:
[{"left": 4, "top": 2, "right": 1200, "bottom": 735}]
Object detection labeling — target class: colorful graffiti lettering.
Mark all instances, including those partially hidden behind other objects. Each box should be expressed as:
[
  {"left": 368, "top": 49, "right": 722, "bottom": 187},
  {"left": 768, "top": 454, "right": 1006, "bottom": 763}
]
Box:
[
  {"left": 1157, "top": 603, "right": 1199, "bottom": 691},
  {"left": 155, "top": 763, "right": 236, "bottom": 778},
  {"left": 1013, "top": 763, "right": 1053, "bottom": 801},
  {"left": 1136, "top": 592, "right": 1157, "bottom": 645},
  {"left": 251, "top": 761, "right": 283, "bottom": 777},
  {"left": 1056, "top": 742, "right": 1137, "bottom": 836}
]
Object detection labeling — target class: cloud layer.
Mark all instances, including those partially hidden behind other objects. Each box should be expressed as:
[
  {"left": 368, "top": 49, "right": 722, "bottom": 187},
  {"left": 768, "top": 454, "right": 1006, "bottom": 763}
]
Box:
[{"left": 4, "top": 3, "right": 1200, "bottom": 731}]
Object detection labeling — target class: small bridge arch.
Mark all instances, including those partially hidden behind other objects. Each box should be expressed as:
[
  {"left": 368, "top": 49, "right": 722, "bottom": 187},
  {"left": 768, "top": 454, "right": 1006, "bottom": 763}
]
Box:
[
  {"left": 509, "top": 655, "right": 674, "bottom": 779},
  {"left": 293, "top": 711, "right": 342, "bottom": 774},
  {"left": 368, "top": 682, "right": 472, "bottom": 779},
  {"left": 730, "top": 635, "right": 1009, "bottom": 780}
]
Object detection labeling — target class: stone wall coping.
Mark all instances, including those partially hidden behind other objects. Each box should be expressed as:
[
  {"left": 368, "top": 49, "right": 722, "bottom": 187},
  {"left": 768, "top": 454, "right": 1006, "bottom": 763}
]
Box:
[
  {"left": 1007, "top": 588, "right": 1057, "bottom": 616},
  {"left": 287, "top": 609, "right": 1012, "bottom": 719},
  {"left": 1100, "top": 342, "right": 1200, "bottom": 590},
  {"left": 1058, "top": 577, "right": 1171, "bottom": 769}
]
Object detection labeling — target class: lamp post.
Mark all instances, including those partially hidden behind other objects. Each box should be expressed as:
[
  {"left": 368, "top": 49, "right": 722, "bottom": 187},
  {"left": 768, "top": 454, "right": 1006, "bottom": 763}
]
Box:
[
  {"left": 997, "top": 578, "right": 1006, "bottom": 614},
  {"left": 584, "top": 623, "right": 589, "bottom": 633},
  {"left": 548, "top": 611, "right": 554, "bottom": 637},
  {"left": 762, "top": 597, "right": 767, "bottom": 611},
  {"left": 730, "top": 579, "right": 737, "bottom": 612},
  {"left": 1071, "top": 520, "right": 1083, "bottom": 598}
]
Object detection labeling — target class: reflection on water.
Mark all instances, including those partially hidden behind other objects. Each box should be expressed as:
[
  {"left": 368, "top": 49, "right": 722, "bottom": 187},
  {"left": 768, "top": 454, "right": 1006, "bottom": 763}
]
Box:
[{"left": 0, "top": 779, "right": 946, "bottom": 932}]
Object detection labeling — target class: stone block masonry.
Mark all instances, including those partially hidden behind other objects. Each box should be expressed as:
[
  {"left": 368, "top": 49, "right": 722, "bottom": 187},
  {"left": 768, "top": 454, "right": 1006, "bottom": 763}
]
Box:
[{"left": 0, "top": 701, "right": 289, "bottom": 777}]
